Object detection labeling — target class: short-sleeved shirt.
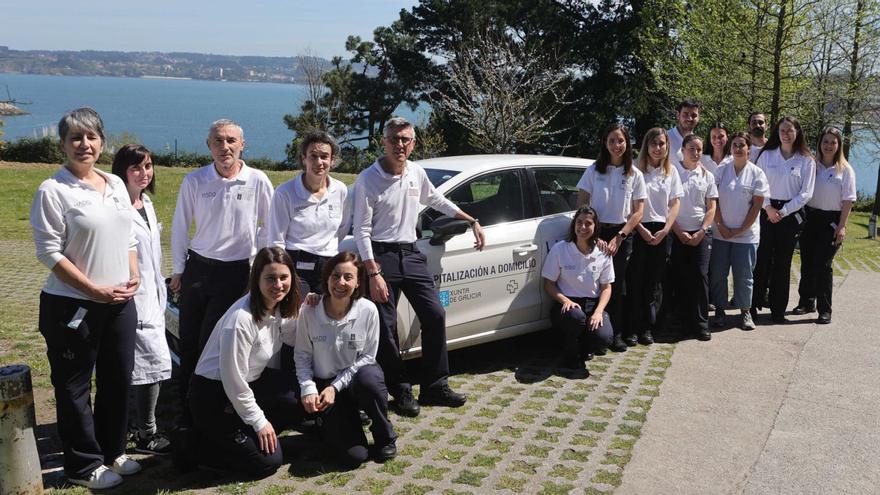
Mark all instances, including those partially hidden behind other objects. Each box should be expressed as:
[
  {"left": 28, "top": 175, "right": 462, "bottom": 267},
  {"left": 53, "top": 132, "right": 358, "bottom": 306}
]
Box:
[
  {"left": 676, "top": 165, "right": 719, "bottom": 231},
  {"left": 541, "top": 242, "right": 614, "bottom": 298},
  {"left": 714, "top": 162, "right": 769, "bottom": 244},
  {"left": 808, "top": 163, "right": 857, "bottom": 211},
  {"left": 641, "top": 165, "right": 684, "bottom": 223},
  {"left": 699, "top": 154, "right": 728, "bottom": 176},
  {"left": 577, "top": 164, "right": 647, "bottom": 225}
]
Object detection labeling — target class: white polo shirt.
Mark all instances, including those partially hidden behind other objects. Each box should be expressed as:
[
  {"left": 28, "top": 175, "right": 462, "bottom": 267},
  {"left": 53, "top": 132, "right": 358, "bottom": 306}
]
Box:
[
  {"left": 667, "top": 126, "right": 685, "bottom": 160},
  {"left": 699, "top": 154, "right": 728, "bottom": 176},
  {"left": 30, "top": 166, "right": 138, "bottom": 301},
  {"left": 714, "top": 162, "right": 769, "bottom": 244},
  {"left": 676, "top": 165, "right": 719, "bottom": 232},
  {"left": 641, "top": 165, "right": 684, "bottom": 223},
  {"left": 755, "top": 148, "right": 816, "bottom": 216},
  {"left": 577, "top": 164, "right": 647, "bottom": 225},
  {"left": 195, "top": 294, "right": 297, "bottom": 433},
  {"left": 749, "top": 145, "right": 763, "bottom": 163},
  {"left": 294, "top": 297, "right": 379, "bottom": 397},
  {"left": 267, "top": 173, "right": 350, "bottom": 257},
  {"left": 352, "top": 159, "right": 459, "bottom": 261},
  {"left": 541, "top": 241, "right": 615, "bottom": 298},
  {"left": 171, "top": 162, "right": 274, "bottom": 274},
  {"left": 808, "top": 163, "right": 857, "bottom": 211}
]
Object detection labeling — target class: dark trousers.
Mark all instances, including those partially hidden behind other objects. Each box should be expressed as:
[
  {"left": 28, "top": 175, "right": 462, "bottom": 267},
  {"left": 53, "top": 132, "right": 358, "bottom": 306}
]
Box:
[
  {"left": 671, "top": 231, "right": 712, "bottom": 334},
  {"left": 370, "top": 242, "right": 448, "bottom": 397},
  {"left": 551, "top": 297, "right": 614, "bottom": 360},
  {"left": 178, "top": 251, "right": 249, "bottom": 418},
  {"left": 753, "top": 202, "right": 804, "bottom": 317},
  {"left": 598, "top": 226, "right": 633, "bottom": 338},
  {"left": 38, "top": 292, "right": 137, "bottom": 479},
  {"left": 188, "top": 369, "right": 301, "bottom": 478},
  {"left": 797, "top": 208, "right": 840, "bottom": 315},
  {"left": 283, "top": 249, "right": 330, "bottom": 378},
  {"left": 626, "top": 222, "right": 670, "bottom": 336},
  {"left": 314, "top": 364, "right": 395, "bottom": 468}
]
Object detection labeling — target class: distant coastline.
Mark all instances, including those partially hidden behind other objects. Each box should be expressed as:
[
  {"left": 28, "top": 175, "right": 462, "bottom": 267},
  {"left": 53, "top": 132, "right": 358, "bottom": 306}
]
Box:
[{"left": 140, "top": 75, "right": 192, "bottom": 80}]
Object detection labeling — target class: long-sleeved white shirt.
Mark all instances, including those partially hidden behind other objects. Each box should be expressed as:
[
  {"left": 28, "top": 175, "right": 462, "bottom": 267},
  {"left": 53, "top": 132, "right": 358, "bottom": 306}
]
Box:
[
  {"left": 294, "top": 297, "right": 379, "bottom": 397},
  {"left": 352, "top": 160, "right": 459, "bottom": 261},
  {"left": 266, "top": 173, "right": 350, "bottom": 256},
  {"left": 755, "top": 148, "right": 816, "bottom": 217},
  {"left": 30, "top": 166, "right": 137, "bottom": 301},
  {"left": 194, "top": 294, "right": 297, "bottom": 433},
  {"left": 171, "top": 162, "right": 273, "bottom": 274}
]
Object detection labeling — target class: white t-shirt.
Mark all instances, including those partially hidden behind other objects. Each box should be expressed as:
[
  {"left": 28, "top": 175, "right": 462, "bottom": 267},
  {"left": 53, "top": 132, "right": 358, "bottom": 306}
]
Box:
[
  {"left": 667, "top": 126, "right": 685, "bottom": 161},
  {"left": 267, "top": 173, "right": 350, "bottom": 257},
  {"left": 676, "top": 165, "right": 719, "bottom": 232},
  {"left": 541, "top": 242, "right": 614, "bottom": 298},
  {"left": 749, "top": 145, "right": 764, "bottom": 163},
  {"left": 195, "top": 294, "right": 297, "bottom": 433},
  {"left": 577, "top": 164, "right": 647, "bottom": 225},
  {"left": 714, "top": 162, "right": 769, "bottom": 244},
  {"left": 30, "top": 166, "right": 138, "bottom": 301},
  {"left": 755, "top": 148, "right": 816, "bottom": 216},
  {"left": 808, "top": 163, "right": 857, "bottom": 211},
  {"left": 641, "top": 165, "right": 684, "bottom": 223},
  {"left": 171, "top": 162, "right": 274, "bottom": 274}
]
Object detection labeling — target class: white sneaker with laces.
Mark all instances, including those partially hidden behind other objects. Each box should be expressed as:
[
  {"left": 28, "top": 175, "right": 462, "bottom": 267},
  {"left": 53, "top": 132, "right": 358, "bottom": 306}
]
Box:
[
  {"left": 110, "top": 454, "right": 142, "bottom": 475},
  {"left": 69, "top": 465, "right": 123, "bottom": 489}
]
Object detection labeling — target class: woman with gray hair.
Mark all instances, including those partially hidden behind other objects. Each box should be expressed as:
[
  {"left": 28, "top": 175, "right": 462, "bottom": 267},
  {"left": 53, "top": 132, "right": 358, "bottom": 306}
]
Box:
[{"left": 30, "top": 108, "right": 142, "bottom": 489}]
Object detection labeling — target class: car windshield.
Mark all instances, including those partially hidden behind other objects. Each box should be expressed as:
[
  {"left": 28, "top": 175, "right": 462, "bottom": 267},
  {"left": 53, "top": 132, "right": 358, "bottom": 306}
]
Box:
[{"left": 425, "top": 168, "right": 459, "bottom": 187}]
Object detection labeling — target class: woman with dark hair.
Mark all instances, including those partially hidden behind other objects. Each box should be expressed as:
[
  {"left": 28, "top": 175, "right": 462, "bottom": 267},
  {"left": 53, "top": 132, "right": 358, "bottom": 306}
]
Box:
[
  {"left": 30, "top": 108, "right": 141, "bottom": 489},
  {"left": 752, "top": 117, "right": 816, "bottom": 323},
  {"left": 793, "top": 127, "right": 856, "bottom": 324},
  {"left": 111, "top": 144, "right": 171, "bottom": 455},
  {"left": 701, "top": 122, "right": 730, "bottom": 175},
  {"left": 576, "top": 123, "right": 646, "bottom": 352},
  {"left": 295, "top": 251, "right": 396, "bottom": 469},
  {"left": 672, "top": 135, "right": 718, "bottom": 340},
  {"left": 542, "top": 206, "right": 615, "bottom": 372},
  {"left": 627, "top": 127, "right": 682, "bottom": 346},
  {"left": 188, "top": 247, "right": 301, "bottom": 478}
]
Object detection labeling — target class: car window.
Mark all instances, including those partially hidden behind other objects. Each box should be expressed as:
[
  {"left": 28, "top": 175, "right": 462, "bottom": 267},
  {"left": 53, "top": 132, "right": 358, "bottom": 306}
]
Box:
[
  {"left": 533, "top": 168, "right": 583, "bottom": 215},
  {"left": 425, "top": 168, "right": 460, "bottom": 188}
]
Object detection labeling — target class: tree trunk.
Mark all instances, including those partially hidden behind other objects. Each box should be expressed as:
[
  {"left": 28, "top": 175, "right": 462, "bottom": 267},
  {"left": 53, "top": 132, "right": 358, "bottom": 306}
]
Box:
[
  {"left": 843, "top": 0, "right": 865, "bottom": 159},
  {"left": 769, "top": 0, "right": 788, "bottom": 124}
]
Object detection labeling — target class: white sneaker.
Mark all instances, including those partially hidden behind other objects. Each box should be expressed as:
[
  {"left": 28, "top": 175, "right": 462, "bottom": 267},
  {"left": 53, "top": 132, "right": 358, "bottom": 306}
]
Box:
[
  {"left": 110, "top": 454, "right": 142, "bottom": 475},
  {"left": 69, "top": 465, "right": 123, "bottom": 489}
]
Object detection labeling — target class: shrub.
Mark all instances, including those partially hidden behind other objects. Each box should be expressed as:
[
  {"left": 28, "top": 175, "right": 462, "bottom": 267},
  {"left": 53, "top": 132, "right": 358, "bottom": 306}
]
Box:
[{"left": 0, "top": 136, "right": 65, "bottom": 164}]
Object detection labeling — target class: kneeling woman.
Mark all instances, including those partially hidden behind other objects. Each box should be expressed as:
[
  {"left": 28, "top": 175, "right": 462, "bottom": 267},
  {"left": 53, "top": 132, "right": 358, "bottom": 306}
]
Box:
[
  {"left": 295, "top": 251, "right": 396, "bottom": 469},
  {"left": 542, "top": 206, "right": 615, "bottom": 371},
  {"left": 189, "top": 247, "right": 301, "bottom": 478}
]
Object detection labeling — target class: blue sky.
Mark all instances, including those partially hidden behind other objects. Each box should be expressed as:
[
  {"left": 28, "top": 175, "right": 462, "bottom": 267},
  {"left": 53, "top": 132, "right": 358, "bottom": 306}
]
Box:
[{"left": 1, "top": 1, "right": 420, "bottom": 59}]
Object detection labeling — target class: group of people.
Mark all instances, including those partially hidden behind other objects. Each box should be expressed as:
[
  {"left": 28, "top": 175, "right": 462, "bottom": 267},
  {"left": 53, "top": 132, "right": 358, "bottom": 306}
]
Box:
[{"left": 30, "top": 102, "right": 855, "bottom": 488}]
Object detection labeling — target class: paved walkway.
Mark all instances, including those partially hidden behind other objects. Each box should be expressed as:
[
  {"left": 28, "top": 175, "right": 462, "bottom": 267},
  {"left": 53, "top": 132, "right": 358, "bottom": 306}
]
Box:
[{"left": 618, "top": 270, "right": 880, "bottom": 495}]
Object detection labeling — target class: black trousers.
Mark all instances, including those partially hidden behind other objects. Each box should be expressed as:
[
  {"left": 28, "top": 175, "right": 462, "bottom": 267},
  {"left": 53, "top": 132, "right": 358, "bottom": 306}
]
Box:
[
  {"left": 282, "top": 249, "right": 330, "bottom": 379},
  {"left": 313, "top": 364, "right": 396, "bottom": 468},
  {"left": 671, "top": 231, "right": 712, "bottom": 334},
  {"left": 38, "top": 292, "right": 137, "bottom": 479},
  {"left": 370, "top": 242, "right": 448, "bottom": 397},
  {"left": 797, "top": 207, "right": 841, "bottom": 315},
  {"left": 178, "top": 251, "right": 249, "bottom": 418},
  {"left": 753, "top": 202, "right": 805, "bottom": 317},
  {"left": 188, "top": 369, "right": 301, "bottom": 478},
  {"left": 626, "top": 222, "right": 670, "bottom": 336},
  {"left": 598, "top": 225, "right": 633, "bottom": 338},
  {"left": 551, "top": 297, "right": 614, "bottom": 360}
]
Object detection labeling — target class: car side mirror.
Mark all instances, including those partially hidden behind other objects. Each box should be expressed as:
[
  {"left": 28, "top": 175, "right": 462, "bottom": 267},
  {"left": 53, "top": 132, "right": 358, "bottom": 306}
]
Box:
[{"left": 429, "top": 216, "right": 471, "bottom": 245}]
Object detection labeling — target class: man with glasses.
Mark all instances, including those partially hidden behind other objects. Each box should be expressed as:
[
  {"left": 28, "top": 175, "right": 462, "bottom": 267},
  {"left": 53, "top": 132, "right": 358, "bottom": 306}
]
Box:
[
  {"left": 352, "top": 117, "right": 485, "bottom": 417},
  {"left": 748, "top": 112, "right": 768, "bottom": 162}
]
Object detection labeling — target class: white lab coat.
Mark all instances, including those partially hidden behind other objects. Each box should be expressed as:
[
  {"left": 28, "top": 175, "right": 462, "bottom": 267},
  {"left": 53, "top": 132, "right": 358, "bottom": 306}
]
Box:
[{"left": 131, "top": 194, "right": 172, "bottom": 385}]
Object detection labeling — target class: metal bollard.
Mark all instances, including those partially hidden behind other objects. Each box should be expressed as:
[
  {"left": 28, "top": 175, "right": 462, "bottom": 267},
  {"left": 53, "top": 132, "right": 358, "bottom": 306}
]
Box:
[{"left": 0, "top": 365, "right": 43, "bottom": 495}]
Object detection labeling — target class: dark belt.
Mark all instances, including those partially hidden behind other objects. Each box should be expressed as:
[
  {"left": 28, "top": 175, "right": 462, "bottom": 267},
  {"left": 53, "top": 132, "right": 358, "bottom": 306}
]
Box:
[
  {"left": 372, "top": 241, "right": 417, "bottom": 254},
  {"left": 286, "top": 249, "right": 325, "bottom": 263},
  {"left": 187, "top": 249, "right": 248, "bottom": 266},
  {"left": 769, "top": 198, "right": 791, "bottom": 209},
  {"left": 599, "top": 222, "right": 625, "bottom": 230},
  {"left": 804, "top": 206, "right": 841, "bottom": 221}
]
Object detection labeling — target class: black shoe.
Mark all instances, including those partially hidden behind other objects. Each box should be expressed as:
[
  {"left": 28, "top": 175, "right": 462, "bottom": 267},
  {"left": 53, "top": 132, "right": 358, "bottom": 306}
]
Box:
[
  {"left": 594, "top": 347, "right": 607, "bottom": 356},
  {"left": 359, "top": 410, "right": 371, "bottom": 426},
  {"left": 770, "top": 314, "right": 788, "bottom": 324},
  {"left": 623, "top": 335, "right": 638, "bottom": 347},
  {"left": 792, "top": 302, "right": 816, "bottom": 315},
  {"left": 134, "top": 431, "right": 172, "bottom": 455},
  {"left": 583, "top": 352, "right": 594, "bottom": 362},
  {"left": 418, "top": 384, "right": 467, "bottom": 408},
  {"left": 559, "top": 356, "right": 585, "bottom": 370},
  {"left": 749, "top": 307, "right": 758, "bottom": 320},
  {"left": 610, "top": 335, "right": 628, "bottom": 352},
  {"left": 696, "top": 328, "right": 712, "bottom": 341},
  {"left": 170, "top": 426, "right": 198, "bottom": 473},
  {"left": 391, "top": 390, "right": 420, "bottom": 417},
  {"left": 373, "top": 439, "right": 397, "bottom": 463},
  {"left": 638, "top": 331, "right": 654, "bottom": 345},
  {"left": 817, "top": 313, "right": 831, "bottom": 324}
]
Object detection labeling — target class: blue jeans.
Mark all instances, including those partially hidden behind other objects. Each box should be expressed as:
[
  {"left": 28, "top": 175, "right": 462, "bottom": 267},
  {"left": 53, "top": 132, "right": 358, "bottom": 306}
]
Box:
[{"left": 709, "top": 239, "right": 758, "bottom": 310}]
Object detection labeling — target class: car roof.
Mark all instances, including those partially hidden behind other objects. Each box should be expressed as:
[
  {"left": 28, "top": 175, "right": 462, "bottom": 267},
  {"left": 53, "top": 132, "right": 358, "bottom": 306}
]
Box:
[{"left": 417, "top": 154, "right": 594, "bottom": 174}]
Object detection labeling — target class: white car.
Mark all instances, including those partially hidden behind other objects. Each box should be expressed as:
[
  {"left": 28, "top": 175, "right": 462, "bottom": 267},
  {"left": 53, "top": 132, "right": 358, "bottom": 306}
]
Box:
[{"left": 166, "top": 154, "right": 593, "bottom": 362}]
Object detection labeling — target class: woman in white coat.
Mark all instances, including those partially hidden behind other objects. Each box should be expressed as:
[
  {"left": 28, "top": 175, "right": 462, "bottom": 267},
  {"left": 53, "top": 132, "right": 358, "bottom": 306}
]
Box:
[{"left": 112, "top": 144, "right": 172, "bottom": 455}]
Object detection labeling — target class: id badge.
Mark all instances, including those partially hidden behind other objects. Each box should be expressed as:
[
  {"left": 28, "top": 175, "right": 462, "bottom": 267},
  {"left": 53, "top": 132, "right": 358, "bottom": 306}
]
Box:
[
  {"left": 68, "top": 307, "right": 88, "bottom": 329},
  {"left": 407, "top": 187, "right": 420, "bottom": 197},
  {"left": 296, "top": 261, "right": 316, "bottom": 271}
]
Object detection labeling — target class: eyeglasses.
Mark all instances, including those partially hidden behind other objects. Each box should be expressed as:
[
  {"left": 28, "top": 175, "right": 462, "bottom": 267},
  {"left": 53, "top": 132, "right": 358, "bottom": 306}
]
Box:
[{"left": 387, "top": 136, "right": 415, "bottom": 145}]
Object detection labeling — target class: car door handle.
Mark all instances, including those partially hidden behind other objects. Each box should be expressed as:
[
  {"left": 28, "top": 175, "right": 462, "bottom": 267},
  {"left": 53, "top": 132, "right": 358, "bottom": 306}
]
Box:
[{"left": 514, "top": 244, "right": 538, "bottom": 256}]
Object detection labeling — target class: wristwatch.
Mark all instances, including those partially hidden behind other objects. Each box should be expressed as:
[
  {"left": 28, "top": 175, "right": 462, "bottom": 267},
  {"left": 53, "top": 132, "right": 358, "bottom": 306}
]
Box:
[{"left": 617, "top": 231, "right": 629, "bottom": 240}]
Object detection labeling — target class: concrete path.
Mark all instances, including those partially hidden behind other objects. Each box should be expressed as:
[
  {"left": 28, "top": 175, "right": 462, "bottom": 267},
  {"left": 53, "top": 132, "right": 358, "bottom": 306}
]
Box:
[{"left": 618, "top": 270, "right": 880, "bottom": 494}]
